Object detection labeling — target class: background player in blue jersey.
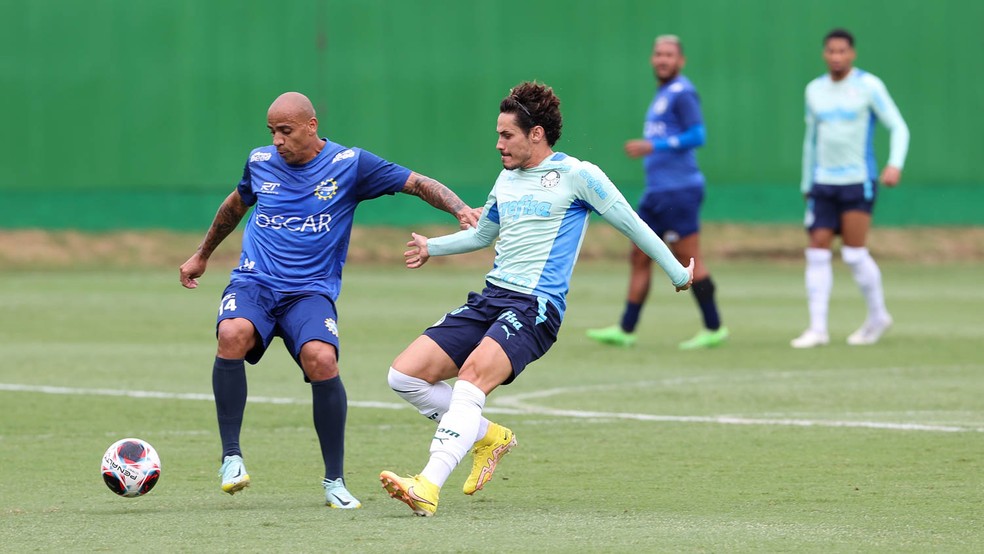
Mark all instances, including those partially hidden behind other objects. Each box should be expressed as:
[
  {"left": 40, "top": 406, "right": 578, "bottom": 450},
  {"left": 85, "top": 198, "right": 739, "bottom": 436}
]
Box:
[
  {"left": 178, "top": 91, "right": 480, "bottom": 508},
  {"left": 378, "top": 81, "right": 694, "bottom": 517},
  {"left": 791, "top": 29, "right": 909, "bottom": 348},
  {"left": 587, "top": 35, "right": 727, "bottom": 351}
]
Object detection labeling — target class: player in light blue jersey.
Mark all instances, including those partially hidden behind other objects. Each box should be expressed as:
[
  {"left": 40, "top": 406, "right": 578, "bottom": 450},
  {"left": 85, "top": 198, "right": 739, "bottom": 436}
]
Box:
[
  {"left": 792, "top": 29, "right": 909, "bottom": 348},
  {"left": 587, "top": 35, "right": 727, "bottom": 351},
  {"left": 379, "top": 82, "right": 694, "bottom": 517},
  {"left": 178, "top": 92, "right": 480, "bottom": 508}
]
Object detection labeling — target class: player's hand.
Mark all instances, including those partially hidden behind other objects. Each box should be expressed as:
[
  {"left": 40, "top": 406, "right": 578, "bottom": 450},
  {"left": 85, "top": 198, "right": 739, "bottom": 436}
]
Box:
[
  {"left": 676, "top": 257, "right": 695, "bottom": 292},
  {"left": 624, "top": 139, "right": 654, "bottom": 159},
  {"left": 405, "top": 232, "right": 431, "bottom": 269},
  {"left": 456, "top": 206, "right": 483, "bottom": 229},
  {"left": 179, "top": 252, "right": 207, "bottom": 289},
  {"left": 880, "top": 165, "right": 902, "bottom": 187}
]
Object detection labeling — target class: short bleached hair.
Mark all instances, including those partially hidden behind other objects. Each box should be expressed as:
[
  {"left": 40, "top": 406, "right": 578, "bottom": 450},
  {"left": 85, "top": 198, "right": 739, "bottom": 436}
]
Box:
[{"left": 654, "top": 34, "right": 683, "bottom": 54}]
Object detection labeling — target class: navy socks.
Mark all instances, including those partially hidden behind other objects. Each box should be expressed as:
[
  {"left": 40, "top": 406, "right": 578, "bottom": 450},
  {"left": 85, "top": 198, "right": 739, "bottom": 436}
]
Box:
[
  {"left": 212, "top": 357, "right": 247, "bottom": 458},
  {"left": 620, "top": 302, "right": 644, "bottom": 333},
  {"left": 690, "top": 277, "right": 721, "bottom": 331},
  {"left": 311, "top": 376, "right": 347, "bottom": 481}
]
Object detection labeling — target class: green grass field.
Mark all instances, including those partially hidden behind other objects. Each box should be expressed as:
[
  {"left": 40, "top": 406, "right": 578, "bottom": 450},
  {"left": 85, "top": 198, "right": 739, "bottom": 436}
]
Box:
[{"left": 1, "top": 261, "right": 982, "bottom": 552}]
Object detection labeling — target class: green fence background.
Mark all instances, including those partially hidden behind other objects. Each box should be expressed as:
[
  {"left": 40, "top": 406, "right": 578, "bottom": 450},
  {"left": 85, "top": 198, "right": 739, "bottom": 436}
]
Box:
[{"left": 2, "top": 0, "right": 981, "bottom": 230}]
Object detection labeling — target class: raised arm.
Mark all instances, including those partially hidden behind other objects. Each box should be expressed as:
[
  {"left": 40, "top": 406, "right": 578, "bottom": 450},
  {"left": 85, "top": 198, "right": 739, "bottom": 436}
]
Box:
[
  {"left": 403, "top": 203, "right": 500, "bottom": 269},
  {"left": 401, "top": 171, "right": 481, "bottom": 229},
  {"left": 179, "top": 190, "right": 251, "bottom": 289},
  {"left": 600, "top": 200, "right": 693, "bottom": 291}
]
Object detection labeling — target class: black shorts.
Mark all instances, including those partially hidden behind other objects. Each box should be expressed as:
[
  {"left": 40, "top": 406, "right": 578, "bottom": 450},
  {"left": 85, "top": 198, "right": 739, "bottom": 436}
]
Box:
[
  {"left": 805, "top": 182, "right": 877, "bottom": 233},
  {"left": 637, "top": 187, "right": 704, "bottom": 242},
  {"left": 422, "top": 284, "right": 561, "bottom": 385}
]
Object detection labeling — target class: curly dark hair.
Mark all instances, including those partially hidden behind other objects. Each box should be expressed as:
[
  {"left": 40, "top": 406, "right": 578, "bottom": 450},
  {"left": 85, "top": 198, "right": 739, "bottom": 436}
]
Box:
[
  {"left": 824, "top": 28, "right": 854, "bottom": 47},
  {"left": 499, "top": 81, "right": 563, "bottom": 146}
]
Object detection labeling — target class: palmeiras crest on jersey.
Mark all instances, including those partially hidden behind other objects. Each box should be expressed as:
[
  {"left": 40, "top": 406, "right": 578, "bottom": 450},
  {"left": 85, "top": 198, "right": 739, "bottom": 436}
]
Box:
[
  {"left": 541, "top": 170, "right": 561, "bottom": 188},
  {"left": 324, "top": 318, "right": 338, "bottom": 336},
  {"left": 314, "top": 178, "right": 339, "bottom": 200}
]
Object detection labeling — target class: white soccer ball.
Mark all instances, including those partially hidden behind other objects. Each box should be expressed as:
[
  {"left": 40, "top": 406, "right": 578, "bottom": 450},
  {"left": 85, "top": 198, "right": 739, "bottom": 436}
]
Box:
[{"left": 100, "top": 438, "right": 161, "bottom": 498}]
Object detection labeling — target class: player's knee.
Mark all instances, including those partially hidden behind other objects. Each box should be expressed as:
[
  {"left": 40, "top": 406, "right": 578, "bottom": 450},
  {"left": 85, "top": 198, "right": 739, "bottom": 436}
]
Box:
[
  {"left": 216, "top": 319, "right": 256, "bottom": 357},
  {"left": 841, "top": 246, "right": 869, "bottom": 266},
  {"left": 388, "top": 366, "right": 423, "bottom": 393},
  {"left": 299, "top": 342, "right": 339, "bottom": 381},
  {"left": 805, "top": 247, "right": 832, "bottom": 264}
]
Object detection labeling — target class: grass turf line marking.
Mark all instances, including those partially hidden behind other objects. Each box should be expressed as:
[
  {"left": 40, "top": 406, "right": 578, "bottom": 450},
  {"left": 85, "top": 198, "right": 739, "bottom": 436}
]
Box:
[{"left": 2, "top": 382, "right": 981, "bottom": 433}]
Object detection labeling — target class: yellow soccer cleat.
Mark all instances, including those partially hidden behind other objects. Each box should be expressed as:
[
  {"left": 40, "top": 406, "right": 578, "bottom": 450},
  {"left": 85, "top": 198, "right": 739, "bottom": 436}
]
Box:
[
  {"left": 379, "top": 471, "right": 440, "bottom": 517},
  {"left": 463, "top": 422, "right": 517, "bottom": 495}
]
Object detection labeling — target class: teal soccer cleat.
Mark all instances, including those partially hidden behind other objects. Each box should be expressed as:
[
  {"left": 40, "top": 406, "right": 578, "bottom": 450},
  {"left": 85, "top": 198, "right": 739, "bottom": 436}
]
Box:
[
  {"left": 323, "top": 478, "right": 362, "bottom": 509},
  {"left": 219, "top": 455, "right": 251, "bottom": 494}
]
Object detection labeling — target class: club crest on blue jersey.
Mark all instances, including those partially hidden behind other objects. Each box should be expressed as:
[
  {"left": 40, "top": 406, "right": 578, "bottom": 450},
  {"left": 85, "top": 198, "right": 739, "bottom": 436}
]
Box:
[
  {"left": 324, "top": 318, "right": 338, "bottom": 336},
  {"left": 540, "top": 170, "right": 561, "bottom": 188},
  {"left": 250, "top": 151, "right": 272, "bottom": 163},
  {"left": 314, "top": 178, "right": 339, "bottom": 200},
  {"left": 653, "top": 96, "right": 668, "bottom": 115}
]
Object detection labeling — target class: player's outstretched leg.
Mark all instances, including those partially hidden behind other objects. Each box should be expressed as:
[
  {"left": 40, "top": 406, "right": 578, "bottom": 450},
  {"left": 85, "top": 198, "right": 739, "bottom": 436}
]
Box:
[
  {"left": 379, "top": 471, "right": 440, "bottom": 517},
  {"left": 323, "top": 477, "right": 361, "bottom": 509},
  {"left": 463, "top": 422, "right": 517, "bottom": 495},
  {"left": 219, "top": 455, "right": 250, "bottom": 494}
]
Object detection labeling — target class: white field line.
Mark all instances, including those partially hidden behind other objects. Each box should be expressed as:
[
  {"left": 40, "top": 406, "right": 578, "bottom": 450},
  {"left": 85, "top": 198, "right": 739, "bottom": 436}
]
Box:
[{"left": 2, "top": 382, "right": 981, "bottom": 433}]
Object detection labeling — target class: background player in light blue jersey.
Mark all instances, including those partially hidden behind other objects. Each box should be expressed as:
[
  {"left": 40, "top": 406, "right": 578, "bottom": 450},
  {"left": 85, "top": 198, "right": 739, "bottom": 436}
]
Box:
[
  {"left": 178, "top": 92, "right": 479, "bottom": 508},
  {"left": 791, "top": 29, "right": 909, "bottom": 348},
  {"left": 587, "top": 35, "right": 727, "bottom": 351},
  {"left": 379, "top": 81, "right": 694, "bottom": 517}
]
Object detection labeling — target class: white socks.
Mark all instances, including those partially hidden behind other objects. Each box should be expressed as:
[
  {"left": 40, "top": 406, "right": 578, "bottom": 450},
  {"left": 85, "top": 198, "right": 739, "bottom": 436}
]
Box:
[
  {"left": 804, "top": 248, "right": 832, "bottom": 334},
  {"left": 841, "top": 246, "right": 889, "bottom": 322},
  {"left": 421, "top": 380, "right": 486, "bottom": 488},
  {"left": 387, "top": 367, "right": 490, "bottom": 437},
  {"left": 387, "top": 367, "right": 453, "bottom": 422}
]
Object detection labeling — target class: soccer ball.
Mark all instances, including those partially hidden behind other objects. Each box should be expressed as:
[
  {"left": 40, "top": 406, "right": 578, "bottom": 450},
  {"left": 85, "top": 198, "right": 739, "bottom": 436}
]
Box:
[{"left": 101, "top": 438, "right": 161, "bottom": 498}]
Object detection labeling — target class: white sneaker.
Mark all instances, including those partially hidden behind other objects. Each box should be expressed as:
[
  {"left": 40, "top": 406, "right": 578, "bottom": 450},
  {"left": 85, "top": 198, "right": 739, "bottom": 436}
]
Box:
[
  {"left": 790, "top": 329, "right": 829, "bottom": 349},
  {"left": 847, "top": 316, "right": 893, "bottom": 346}
]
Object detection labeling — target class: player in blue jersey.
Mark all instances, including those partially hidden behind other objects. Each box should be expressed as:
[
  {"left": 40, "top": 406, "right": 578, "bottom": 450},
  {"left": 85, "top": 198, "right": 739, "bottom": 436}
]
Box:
[
  {"left": 378, "top": 81, "right": 694, "bottom": 517},
  {"left": 178, "top": 91, "right": 480, "bottom": 508},
  {"left": 791, "top": 29, "right": 909, "bottom": 348},
  {"left": 586, "top": 35, "right": 727, "bottom": 351}
]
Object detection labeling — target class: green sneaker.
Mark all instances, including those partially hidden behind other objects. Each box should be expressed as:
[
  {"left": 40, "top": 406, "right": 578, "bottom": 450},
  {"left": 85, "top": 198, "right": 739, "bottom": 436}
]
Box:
[
  {"left": 678, "top": 326, "right": 729, "bottom": 350},
  {"left": 586, "top": 325, "right": 637, "bottom": 347}
]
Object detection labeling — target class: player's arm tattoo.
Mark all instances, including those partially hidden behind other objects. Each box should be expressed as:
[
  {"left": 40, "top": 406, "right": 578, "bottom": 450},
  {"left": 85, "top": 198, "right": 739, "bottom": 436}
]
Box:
[
  {"left": 402, "top": 171, "right": 468, "bottom": 215},
  {"left": 197, "top": 191, "right": 250, "bottom": 259}
]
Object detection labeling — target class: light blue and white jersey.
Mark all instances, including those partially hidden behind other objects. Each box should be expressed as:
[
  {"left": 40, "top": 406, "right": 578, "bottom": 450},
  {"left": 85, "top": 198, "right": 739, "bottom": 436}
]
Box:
[
  {"left": 802, "top": 68, "right": 909, "bottom": 193},
  {"left": 430, "top": 153, "right": 620, "bottom": 319}
]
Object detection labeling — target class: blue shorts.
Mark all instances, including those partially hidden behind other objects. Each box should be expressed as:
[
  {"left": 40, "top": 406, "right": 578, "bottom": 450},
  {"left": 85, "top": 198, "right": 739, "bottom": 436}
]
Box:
[
  {"left": 216, "top": 281, "right": 340, "bottom": 372},
  {"left": 637, "top": 187, "right": 704, "bottom": 242},
  {"left": 805, "top": 182, "right": 877, "bottom": 233},
  {"left": 422, "top": 284, "right": 561, "bottom": 385}
]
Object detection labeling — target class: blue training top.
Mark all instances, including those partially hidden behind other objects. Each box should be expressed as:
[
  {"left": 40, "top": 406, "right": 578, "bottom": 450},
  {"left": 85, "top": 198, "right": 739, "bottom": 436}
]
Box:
[
  {"left": 231, "top": 139, "right": 411, "bottom": 298},
  {"left": 642, "top": 75, "right": 706, "bottom": 193}
]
